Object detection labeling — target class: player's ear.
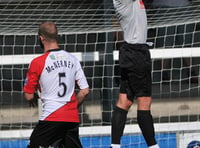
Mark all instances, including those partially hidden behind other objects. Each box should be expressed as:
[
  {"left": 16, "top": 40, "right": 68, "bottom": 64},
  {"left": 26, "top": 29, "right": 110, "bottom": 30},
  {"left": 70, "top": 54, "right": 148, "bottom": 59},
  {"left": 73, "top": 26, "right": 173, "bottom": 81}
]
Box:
[
  {"left": 38, "top": 30, "right": 45, "bottom": 40},
  {"left": 39, "top": 35, "right": 44, "bottom": 40},
  {"left": 38, "top": 35, "right": 45, "bottom": 49}
]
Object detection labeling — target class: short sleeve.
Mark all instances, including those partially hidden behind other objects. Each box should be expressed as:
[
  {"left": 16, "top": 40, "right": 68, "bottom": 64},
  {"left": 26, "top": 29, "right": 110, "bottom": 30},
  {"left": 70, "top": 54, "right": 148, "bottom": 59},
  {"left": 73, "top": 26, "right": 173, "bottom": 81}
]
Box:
[{"left": 75, "top": 61, "right": 89, "bottom": 89}]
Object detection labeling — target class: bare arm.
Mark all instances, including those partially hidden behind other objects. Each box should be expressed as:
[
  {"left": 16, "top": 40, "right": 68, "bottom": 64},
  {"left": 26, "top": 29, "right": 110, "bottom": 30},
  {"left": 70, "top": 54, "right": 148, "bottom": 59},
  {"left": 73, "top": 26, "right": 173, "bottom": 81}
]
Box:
[
  {"left": 24, "top": 92, "right": 34, "bottom": 101},
  {"left": 24, "top": 92, "right": 39, "bottom": 107},
  {"left": 76, "top": 88, "right": 89, "bottom": 107}
]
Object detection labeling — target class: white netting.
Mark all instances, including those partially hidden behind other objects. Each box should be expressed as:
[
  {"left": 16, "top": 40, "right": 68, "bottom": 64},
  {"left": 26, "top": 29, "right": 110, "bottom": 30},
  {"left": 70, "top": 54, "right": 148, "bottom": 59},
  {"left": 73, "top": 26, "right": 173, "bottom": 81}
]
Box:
[
  {"left": 0, "top": 0, "right": 200, "bottom": 35},
  {"left": 0, "top": 0, "right": 200, "bottom": 148}
]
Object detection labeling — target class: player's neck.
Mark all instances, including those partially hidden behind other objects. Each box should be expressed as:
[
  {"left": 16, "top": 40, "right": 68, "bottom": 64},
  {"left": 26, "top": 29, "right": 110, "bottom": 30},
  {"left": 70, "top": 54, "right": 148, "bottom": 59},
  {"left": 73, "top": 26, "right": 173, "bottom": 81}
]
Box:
[{"left": 44, "top": 42, "right": 59, "bottom": 52}]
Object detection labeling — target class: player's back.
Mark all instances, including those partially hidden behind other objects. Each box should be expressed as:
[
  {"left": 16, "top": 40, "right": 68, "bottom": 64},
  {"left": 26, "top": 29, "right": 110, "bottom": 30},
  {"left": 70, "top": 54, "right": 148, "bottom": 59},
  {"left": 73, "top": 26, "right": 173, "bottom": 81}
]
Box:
[
  {"left": 39, "top": 49, "right": 78, "bottom": 103},
  {"left": 113, "top": 0, "right": 147, "bottom": 44},
  {"left": 31, "top": 49, "right": 83, "bottom": 122}
]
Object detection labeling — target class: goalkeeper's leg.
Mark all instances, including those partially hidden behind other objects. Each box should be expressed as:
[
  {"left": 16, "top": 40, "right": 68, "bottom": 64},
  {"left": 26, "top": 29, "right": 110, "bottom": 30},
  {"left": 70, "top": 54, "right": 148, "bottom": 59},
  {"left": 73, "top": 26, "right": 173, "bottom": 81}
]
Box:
[
  {"left": 137, "top": 97, "right": 159, "bottom": 148},
  {"left": 111, "top": 94, "right": 132, "bottom": 148}
]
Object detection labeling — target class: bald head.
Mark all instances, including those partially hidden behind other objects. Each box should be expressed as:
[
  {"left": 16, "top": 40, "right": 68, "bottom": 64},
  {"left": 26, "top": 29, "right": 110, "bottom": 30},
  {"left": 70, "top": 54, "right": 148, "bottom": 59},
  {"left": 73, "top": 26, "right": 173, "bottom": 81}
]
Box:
[{"left": 38, "top": 22, "right": 58, "bottom": 42}]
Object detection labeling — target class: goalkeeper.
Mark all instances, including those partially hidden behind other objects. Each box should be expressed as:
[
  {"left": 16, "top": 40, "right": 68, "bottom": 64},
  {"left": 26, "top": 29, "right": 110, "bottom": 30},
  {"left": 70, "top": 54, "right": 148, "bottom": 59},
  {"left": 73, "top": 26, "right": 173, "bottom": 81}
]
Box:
[
  {"left": 23, "top": 22, "right": 89, "bottom": 148},
  {"left": 111, "top": 0, "right": 159, "bottom": 148}
]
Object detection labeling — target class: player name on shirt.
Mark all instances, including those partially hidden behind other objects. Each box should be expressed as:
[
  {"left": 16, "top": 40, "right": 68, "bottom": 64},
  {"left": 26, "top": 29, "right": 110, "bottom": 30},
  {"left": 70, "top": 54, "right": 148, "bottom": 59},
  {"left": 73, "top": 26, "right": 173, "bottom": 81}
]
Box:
[{"left": 45, "top": 60, "right": 74, "bottom": 73}]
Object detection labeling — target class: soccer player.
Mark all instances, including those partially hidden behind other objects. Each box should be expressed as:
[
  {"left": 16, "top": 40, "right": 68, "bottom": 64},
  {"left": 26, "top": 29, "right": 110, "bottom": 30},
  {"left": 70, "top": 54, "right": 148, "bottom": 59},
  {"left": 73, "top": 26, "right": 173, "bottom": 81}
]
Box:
[
  {"left": 111, "top": 0, "right": 159, "bottom": 148},
  {"left": 23, "top": 22, "right": 89, "bottom": 148}
]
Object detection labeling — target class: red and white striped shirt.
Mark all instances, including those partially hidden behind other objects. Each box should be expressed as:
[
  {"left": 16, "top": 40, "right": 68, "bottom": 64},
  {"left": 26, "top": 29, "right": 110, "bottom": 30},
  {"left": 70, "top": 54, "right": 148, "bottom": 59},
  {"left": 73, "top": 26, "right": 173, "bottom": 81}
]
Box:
[{"left": 24, "top": 49, "right": 89, "bottom": 122}]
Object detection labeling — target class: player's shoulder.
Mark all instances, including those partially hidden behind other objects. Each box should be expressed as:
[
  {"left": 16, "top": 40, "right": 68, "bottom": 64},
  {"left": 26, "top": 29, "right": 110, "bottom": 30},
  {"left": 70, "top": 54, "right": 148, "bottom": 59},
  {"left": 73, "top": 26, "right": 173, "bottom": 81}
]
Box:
[
  {"left": 63, "top": 50, "right": 80, "bottom": 62},
  {"left": 31, "top": 52, "right": 50, "bottom": 65}
]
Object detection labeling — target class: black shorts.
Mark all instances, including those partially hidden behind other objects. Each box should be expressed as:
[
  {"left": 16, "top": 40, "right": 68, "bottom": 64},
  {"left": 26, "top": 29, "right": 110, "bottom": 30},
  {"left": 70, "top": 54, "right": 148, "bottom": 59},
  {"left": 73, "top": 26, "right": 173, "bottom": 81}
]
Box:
[
  {"left": 119, "top": 42, "right": 152, "bottom": 100},
  {"left": 28, "top": 121, "right": 82, "bottom": 148}
]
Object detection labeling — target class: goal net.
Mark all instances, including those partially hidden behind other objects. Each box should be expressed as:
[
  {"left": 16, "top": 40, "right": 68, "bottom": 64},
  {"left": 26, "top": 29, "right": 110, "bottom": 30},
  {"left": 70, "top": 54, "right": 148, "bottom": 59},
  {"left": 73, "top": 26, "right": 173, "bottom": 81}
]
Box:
[{"left": 0, "top": 0, "right": 200, "bottom": 148}]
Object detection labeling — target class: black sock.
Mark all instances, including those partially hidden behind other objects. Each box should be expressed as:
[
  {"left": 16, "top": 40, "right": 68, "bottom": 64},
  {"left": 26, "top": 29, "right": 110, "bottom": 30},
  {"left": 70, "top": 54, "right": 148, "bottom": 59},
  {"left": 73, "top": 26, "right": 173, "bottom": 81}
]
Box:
[
  {"left": 111, "top": 106, "right": 128, "bottom": 144},
  {"left": 137, "top": 110, "right": 157, "bottom": 146}
]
